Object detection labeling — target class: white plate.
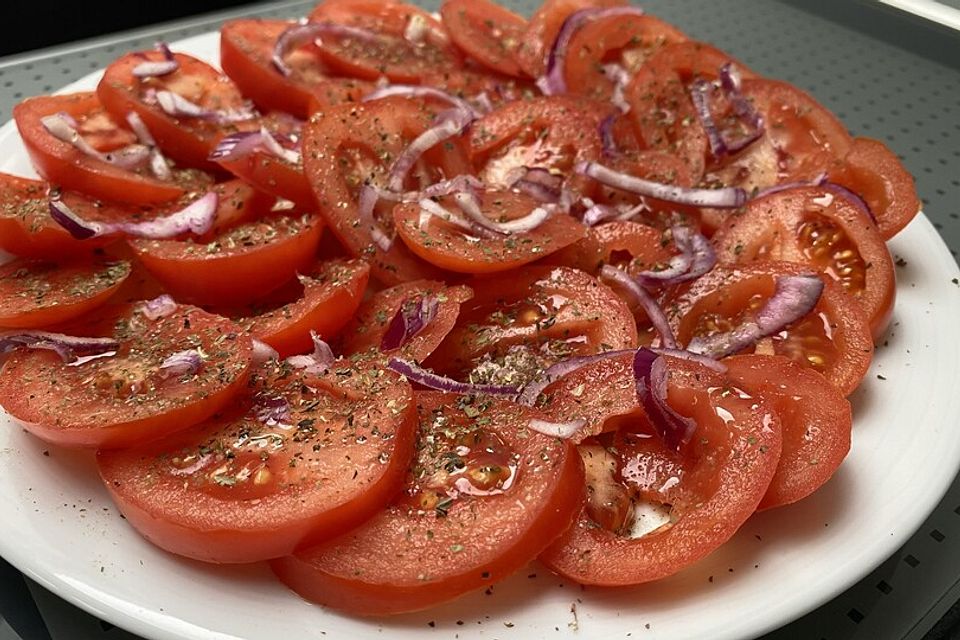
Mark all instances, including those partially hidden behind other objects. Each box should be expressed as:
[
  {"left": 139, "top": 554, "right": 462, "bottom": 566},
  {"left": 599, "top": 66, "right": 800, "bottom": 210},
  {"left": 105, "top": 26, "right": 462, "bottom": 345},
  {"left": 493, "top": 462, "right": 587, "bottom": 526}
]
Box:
[{"left": 2, "top": 30, "right": 960, "bottom": 640}]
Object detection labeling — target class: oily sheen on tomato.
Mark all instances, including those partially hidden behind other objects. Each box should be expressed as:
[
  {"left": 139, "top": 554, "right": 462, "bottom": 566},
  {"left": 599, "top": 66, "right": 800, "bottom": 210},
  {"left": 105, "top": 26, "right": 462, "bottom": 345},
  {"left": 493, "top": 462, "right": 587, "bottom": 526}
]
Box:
[
  {"left": 97, "top": 357, "right": 418, "bottom": 563},
  {"left": 271, "top": 391, "right": 585, "bottom": 614},
  {"left": 0, "top": 259, "right": 131, "bottom": 329},
  {"left": 0, "top": 302, "right": 252, "bottom": 448},
  {"left": 540, "top": 357, "right": 782, "bottom": 585}
]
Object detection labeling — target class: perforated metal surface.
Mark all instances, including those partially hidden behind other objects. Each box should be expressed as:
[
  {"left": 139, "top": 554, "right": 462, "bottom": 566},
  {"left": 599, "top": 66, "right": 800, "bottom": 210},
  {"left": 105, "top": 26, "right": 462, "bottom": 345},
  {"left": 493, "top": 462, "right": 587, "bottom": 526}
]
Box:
[{"left": 0, "top": 1, "right": 958, "bottom": 639}]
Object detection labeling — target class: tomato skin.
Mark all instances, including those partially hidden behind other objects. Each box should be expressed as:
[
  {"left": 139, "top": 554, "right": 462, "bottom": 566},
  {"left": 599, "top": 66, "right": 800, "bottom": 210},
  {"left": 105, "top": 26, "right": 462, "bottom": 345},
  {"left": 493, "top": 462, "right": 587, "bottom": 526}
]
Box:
[
  {"left": 440, "top": 0, "right": 528, "bottom": 78},
  {"left": 97, "top": 52, "right": 257, "bottom": 172},
  {"left": 723, "top": 354, "right": 851, "bottom": 510},
  {"left": 711, "top": 186, "right": 896, "bottom": 339},
  {"left": 644, "top": 41, "right": 757, "bottom": 82},
  {"left": 270, "top": 391, "right": 585, "bottom": 615},
  {"left": 13, "top": 93, "right": 185, "bottom": 205},
  {"left": 0, "top": 303, "right": 252, "bottom": 449},
  {"left": 96, "top": 359, "right": 418, "bottom": 563},
  {"left": 540, "top": 357, "right": 782, "bottom": 586},
  {"left": 0, "top": 259, "right": 130, "bottom": 329}
]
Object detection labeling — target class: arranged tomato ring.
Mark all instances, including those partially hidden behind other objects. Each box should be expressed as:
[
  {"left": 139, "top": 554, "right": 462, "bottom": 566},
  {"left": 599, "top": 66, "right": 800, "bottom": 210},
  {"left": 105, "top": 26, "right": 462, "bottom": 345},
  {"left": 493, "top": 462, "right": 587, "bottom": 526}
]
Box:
[
  {"left": 0, "top": 259, "right": 131, "bottom": 328},
  {"left": 644, "top": 41, "right": 757, "bottom": 82},
  {"left": 440, "top": 0, "right": 528, "bottom": 78},
  {"left": 0, "top": 302, "right": 252, "bottom": 448},
  {"left": 97, "top": 357, "right": 417, "bottom": 563},
  {"left": 540, "top": 356, "right": 781, "bottom": 585},
  {"left": 271, "top": 391, "right": 584, "bottom": 614}
]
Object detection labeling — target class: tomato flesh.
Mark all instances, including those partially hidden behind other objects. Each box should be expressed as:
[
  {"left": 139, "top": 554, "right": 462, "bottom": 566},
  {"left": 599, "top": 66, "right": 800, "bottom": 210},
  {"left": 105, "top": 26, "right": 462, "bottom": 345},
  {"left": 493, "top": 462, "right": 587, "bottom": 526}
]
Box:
[{"left": 440, "top": 0, "right": 528, "bottom": 78}]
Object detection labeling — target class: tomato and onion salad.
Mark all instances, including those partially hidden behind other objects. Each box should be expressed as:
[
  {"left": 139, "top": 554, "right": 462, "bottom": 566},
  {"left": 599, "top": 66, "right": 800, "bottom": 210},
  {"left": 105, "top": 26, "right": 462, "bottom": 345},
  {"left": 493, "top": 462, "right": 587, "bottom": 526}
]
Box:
[{"left": 0, "top": 0, "right": 920, "bottom": 618}]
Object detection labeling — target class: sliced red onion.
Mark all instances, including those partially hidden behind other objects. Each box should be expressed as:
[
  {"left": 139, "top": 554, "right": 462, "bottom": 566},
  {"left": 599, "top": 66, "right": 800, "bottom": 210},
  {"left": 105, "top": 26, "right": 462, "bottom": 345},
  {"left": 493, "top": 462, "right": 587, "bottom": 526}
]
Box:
[
  {"left": 536, "top": 6, "right": 645, "bottom": 96},
  {"left": 599, "top": 266, "right": 677, "bottom": 349},
  {"left": 49, "top": 191, "right": 218, "bottom": 240},
  {"left": 417, "top": 198, "right": 486, "bottom": 235},
  {"left": 210, "top": 128, "right": 300, "bottom": 165},
  {"left": 633, "top": 348, "right": 696, "bottom": 451},
  {"left": 517, "top": 349, "right": 637, "bottom": 407},
  {"left": 690, "top": 79, "right": 728, "bottom": 157},
  {"left": 717, "top": 63, "right": 764, "bottom": 152},
  {"left": 582, "top": 202, "right": 618, "bottom": 227},
  {"left": 387, "top": 358, "right": 521, "bottom": 395},
  {"left": 363, "top": 84, "right": 479, "bottom": 118},
  {"left": 635, "top": 225, "right": 716, "bottom": 287},
  {"left": 285, "top": 331, "right": 335, "bottom": 375},
  {"left": 126, "top": 112, "right": 171, "bottom": 180},
  {"left": 577, "top": 161, "right": 748, "bottom": 208},
  {"left": 751, "top": 175, "right": 875, "bottom": 223},
  {"left": 686, "top": 274, "right": 824, "bottom": 358},
  {"left": 821, "top": 182, "right": 876, "bottom": 223},
  {"left": 454, "top": 191, "right": 552, "bottom": 235},
  {"left": 380, "top": 295, "right": 439, "bottom": 351},
  {"left": 510, "top": 167, "right": 564, "bottom": 203},
  {"left": 473, "top": 92, "right": 494, "bottom": 114},
  {"left": 387, "top": 107, "right": 474, "bottom": 192},
  {"left": 159, "top": 349, "right": 203, "bottom": 377},
  {"left": 404, "top": 13, "right": 429, "bottom": 43},
  {"left": 133, "top": 59, "right": 179, "bottom": 78},
  {"left": 527, "top": 418, "right": 588, "bottom": 439},
  {"left": 0, "top": 330, "right": 119, "bottom": 364},
  {"left": 601, "top": 63, "right": 631, "bottom": 113},
  {"left": 154, "top": 90, "right": 256, "bottom": 124},
  {"left": 272, "top": 22, "right": 379, "bottom": 76},
  {"left": 252, "top": 339, "right": 279, "bottom": 364},
  {"left": 254, "top": 391, "right": 290, "bottom": 426},
  {"left": 41, "top": 114, "right": 150, "bottom": 170},
  {"left": 598, "top": 114, "right": 619, "bottom": 158},
  {"left": 357, "top": 184, "right": 394, "bottom": 252},
  {"left": 139, "top": 294, "right": 177, "bottom": 320}
]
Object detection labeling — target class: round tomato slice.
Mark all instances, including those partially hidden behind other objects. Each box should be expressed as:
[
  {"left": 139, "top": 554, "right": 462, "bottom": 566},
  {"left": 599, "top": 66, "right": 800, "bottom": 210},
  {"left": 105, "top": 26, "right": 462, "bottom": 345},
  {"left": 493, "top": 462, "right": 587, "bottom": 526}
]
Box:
[
  {"left": 97, "top": 357, "right": 417, "bottom": 563},
  {"left": 514, "top": 0, "right": 626, "bottom": 79},
  {"left": 340, "top": 279, "right": 473, "bottom": 362},
  {"left": 309, "top": 0, "right": 463, "bottom": 84},
  {"left": 222, "top": 258, "right": 370, "bottom": 358},
  {"left": 220, "top": 18, "right": 371, "bottom": 119},
  {"left": 426, "top": 266, "right": 637, "bottom": 380},
  {"left": 643, "top": 41, "right": 757, "bottom": 83},
  {"left": 440, "top": 0, "right": 528, "bottom": 78},
  {"left": 97, "top": 51, "right": 258, "bottom": 172},
  {"left": 541, "top": 356, "right": 781, "bottom": 585},
  {"left": 723, "top": 354, "right": 851, "bottom": 510},
  {"left": 0, "top": 259, "right": 130, "bottom": 329},
  {"left": 302, "top": 97, "right": 472, "bottom": 285},
  {"left": 0, "top": 302, "right": 252, "bottom": 448},
  {"left": 667, "top": 262, "right": 874, "bottom": 396},
  {"left": 394, "top": 190, "right": 586, "bottom": 273},
  {"left": 271, "top": 391, "right": 584, "bottom": 615},
  {"left": 469, "top": 96, "right": 604, "bottom": 196},
  {"left": 13, "top": 93, "right": 187, "bottom": 205},
  {"left": 711, "top": 186, "right": 896, "bottom": 338}
]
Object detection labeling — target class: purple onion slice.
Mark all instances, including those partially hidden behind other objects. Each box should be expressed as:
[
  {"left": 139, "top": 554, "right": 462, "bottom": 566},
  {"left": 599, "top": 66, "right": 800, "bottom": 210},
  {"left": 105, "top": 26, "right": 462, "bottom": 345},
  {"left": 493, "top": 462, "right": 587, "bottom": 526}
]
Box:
[
  {"left": 599, "top": 266, "right": 677, "bottom": 349},
  {"left": 517, "top": 349, "right": 637, "bottom": 407},
  {"left": 417, "top": 198, "right": 489, "bottom": 236},
  {"left": 49, "top": 192, "right": 218, "bottom": 240},
  {"left": 387, "top": 358, "right": 521, "bottom": 396},
  {"left": 386, "top": 107, "right": 474, "bottom": 192},
  {"left": 252, "top": 339, "right": 279, "bottom": 365},
  {"left": 153, "top": 90, "right": 257, "bottom": 124},
  {"left": 577, "top": 161, "right": 748, "bottom": 208},
  {"left": 453, "top": 191, "right": 552, "bottom": 235},
  {"left": 527, "top": 418, "right": 588, "bottom": 439},
  {"left": 510, "top": 167, "right": 564, "bottom": 203},
  {"left": 363, "top": 85, "right": 479, "bottom": 118},
  {"left": 285, "top": 331, "right": 335, "bottom": 375},
  {"left": 133, "top": 60, "right": 179, "bottom": 78},
  {"left": 635, "top": 225, "right": 716, "bottom": 287},
  {"left": 0, "top": 331, "right": 119, "bottom": 364},
  {"left": 686, "top": 274, "right": 824, "bottom": 358},
  {"left": 159, "top": 349, "right": 204, "bottom": 377},
  {"left": 126, "top": 112, "right": 172, "bottom": 180},
  {"left": 601, "top": 63, "right": 631, "bottom": 113},
  {"left": 254, "top": 391, "right": 290, "bottom": 426},
  {"left": 41, "top": 114, "right": 150, "bottom": 170},
  {"left": 272, "top": 22, "right": 379, "bottom": 76},
  {"left": 690, "top": 79, "right": 728, "bottom": 157},
  {"left": 209, "top": 129, "right": 299, "bottom": 165},
  {"left": 380, "top": 295, "right": 440, "bottom": 351},
  {"left": 139, "top": 294, "right": 177, "bottom": 320},
  {"left": 633, "top": 348, "right": 697, "bottom": 451},
  {"left": 598, "top": 114, "right": 620, "bottom": 158}
]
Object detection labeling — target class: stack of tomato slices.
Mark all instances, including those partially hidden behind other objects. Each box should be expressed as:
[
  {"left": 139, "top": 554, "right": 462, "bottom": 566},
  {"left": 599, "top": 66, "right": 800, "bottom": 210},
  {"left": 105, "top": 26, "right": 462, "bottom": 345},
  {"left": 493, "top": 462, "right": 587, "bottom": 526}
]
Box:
[{"left": 0, "top": 0, "right": 917, "bottom": 617}]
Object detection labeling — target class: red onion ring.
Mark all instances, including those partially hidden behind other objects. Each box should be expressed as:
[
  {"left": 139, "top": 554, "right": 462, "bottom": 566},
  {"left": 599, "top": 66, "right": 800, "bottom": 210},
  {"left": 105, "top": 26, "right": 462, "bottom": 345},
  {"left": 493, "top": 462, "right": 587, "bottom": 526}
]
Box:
[
  {"left": 41, "top": 114, "right": 150, "bottom": 170},
  {"left": 577, "top": 161, "right": 748, "bottom": 208},
  {"left": 453, "top": 191, "right": 552, "bottom": 235},
  {"left": 49, "top": 191, "right": 218, "bottom": 240},
  {"left": 380, "top": 295, "right": 440, "bottom": 351},
  {"left": 635, "top": 225, "right": 716, "bottom": 287},
  {"left": 159, "top": 349, "right": 204, "bottom": 377},
  {"left": 527, "top": 418, "right": 588, "bottom": 439},
  {"left": 601, "top": 63, "right": 631, "bottom": 113},
  {"left": 598, "top": 114, "right": 620, "bottom": 158},
  {"left": 252, "top": 339, "right": 279, "bottom": 365},
  {"left": 210, "top": 128, "right": 300, "bottom": 165},
  {"left": 509, "top": 167, "right": 564, "bottom": 203},
  {"left": 386, "top": 107, "right": 474, "bottom": 192},
  {"left": 153, "top": 90, "right": 256, "bottom": 124},
  {"left": 254, "top": 391, "right": 290, "bottom": 426},
  {"left": 599, "top": 266, "right": 678, "bottom": 349},
  {"left": 272, "top": 22, "right": 379, "bottom": 76},
  {"left": 285, "top": 331, "right": 335, "bottom": 375},
  {"left": 363, "top": 85, "right": 479, "bottom": 118},
  {"left": 417, "top": 198, "right": 490, "bottom": 236},
  {"left": 633, "top": 348, "right": 696, "bottom": 451},
  {"left": 387, "top": 358, "right": 521, "bottom": 396},
  {"left": 690, "top": 79, "right": 728, "bottom": 157},
  {"left": 125, "top": 112, "right": 172, "bottom": 180},
  {"left": 139, "top": 294, "right": 177, "bottom": 320},
  {"left": 0, "top": 330, "right": 119, "bottom": 364},
  {"left": 517, "top": 349, "right": 637, "bottom": 407}
]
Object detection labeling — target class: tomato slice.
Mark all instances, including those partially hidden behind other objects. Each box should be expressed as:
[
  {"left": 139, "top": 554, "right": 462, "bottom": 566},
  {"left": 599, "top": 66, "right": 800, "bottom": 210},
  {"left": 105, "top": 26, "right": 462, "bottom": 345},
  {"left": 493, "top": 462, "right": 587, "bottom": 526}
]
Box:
[
  {"left": 341, "top": 279, "right": 473, "bottom": 362},
  {"left": 711, "top": 186, "right": 896, "bottom": 338},
  {"left": 13, "top": 93, "right": 188, "bottom": 205},
  {"left": 470, "top": 96, "right": 604, "bottom": 196},
  {"left": 540, "top": 356, "right": 782, "bottom": 585},
  {"left": 667, "top": 262, "right": 874, "bottom": 396},
  {"left": 220, "top": 19, "right": 372, "bottom": 119},
  {"left": 98, "top": 51, "right": 258, "bottom": 172},
  {"left": 97, "top": 357, "right": 417, "bottom": 563},
  {"left": 723, "top": 354, "right": 851, "bottom": 510},
  {"left": 302, "top": 97, "right": 472, "bottom": 285},
  {"left": 215, "top": 112, "right": 316, "bottom": 209},
  {"left": 643, "top": 41, "right": 758, "bottom": 83},
  {"left": 0, "top": 302, "right": 252, "bottom": 448},
  {"left": 309, "top": 0, "right": 463, "bottom": 84},
  {"left": 0, "top": 259, "right": 130, "bottom": 329},
  {"left": 426, "top": 265, "right": 638, "bottom": 380},
  {"left": 222, "top": 258, "right": 370, "bottom": 358},
  {"left": 270, "top": 390, "right": 584, "bottom": 615},
  {"left": 440, "top": 0, "right": 528, "bottom": 78},
  {"left": 394, "top": 190, "right": 586, "bottom": 273},
  {"left": 514, "top": 0, "right": 626, "bottom": 79}
]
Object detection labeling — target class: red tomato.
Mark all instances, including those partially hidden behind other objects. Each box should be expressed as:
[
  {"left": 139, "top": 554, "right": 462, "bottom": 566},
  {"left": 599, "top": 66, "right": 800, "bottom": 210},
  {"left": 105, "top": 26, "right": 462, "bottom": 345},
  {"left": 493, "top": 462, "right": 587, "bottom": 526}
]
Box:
[
  {"left": 0, "top": 259, "right": 130, "bottom": 328},
  {"left": 667, "top": 262, "right": 874, "bottom": 396},
  {"left": 13, "top": 93, "right": 186, "bottom": 205},
  {"left": 593, "top": 220, "right": 672, "bottom": 274},
  {"left": 711, "top": 186, "right": 896, "bottom": 339},
  {"left": 540, "top": 356, "right": 782, "bottom": 585},
  {"left": 394, "top": 190, "right": 586, "bottom": 273},
  {"left": 271, "top": 391, "right": 585, "bottom": 614},
  {"left": 98, "top": 51, "right": 258, "bottom": 172},
  {"left": 440, "top": 0, "right": 528, "bottom": 77},
  {"left": 644, "top": 41, "right": 757, "bottom": 82},
  {"left": 301, "top": 97, "right": 472, "bottom": 285},
  {"left": 0, "top": 302, "right": 251, "bottom": 448},
  {"left": 341, "top": 279, "right": 473, "bottom": 362},
  {"left": 309, "top": 0, "right": 463, "bottom": 84},
  {"left": 97, "top": 358, "right": 417, "bottom": 563},
  {"left": 426, "top": 265, "right": 638, "bottom": 379},
  {"left": 724, "top": 354, "right": 851, "bottom": 510},
  {"left": 220, "top": 19, "right": 372, "bottom": 119},
  {"left": 224, "top": 258, "right": 370, "bottom": 358}
]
